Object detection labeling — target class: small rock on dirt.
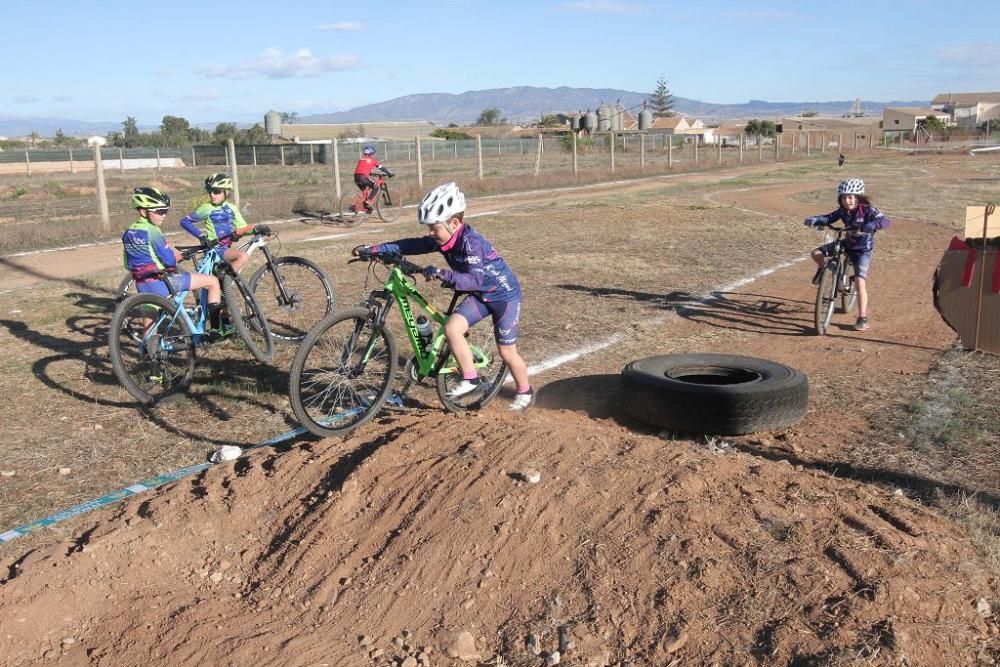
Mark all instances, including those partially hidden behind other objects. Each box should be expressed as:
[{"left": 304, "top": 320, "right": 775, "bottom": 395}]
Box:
[
  {"left": 445, "top": 630, "right": 479, "bottom": 662},
  {"left": 359, "top": 634, "right": 373, "bottom": 647},
  {"left": 0, "top": 470, "right": 15, "bottom": 477},
  {"left": 526, "top": 634, "right": 542, "bottom": 655},
  {"left": 664, "top": 631, "right": 688, "bottom": 653},
  {"left": 976, "top": 597, "right": 992, "bottom": 617},
  {"left": 58, "top": 467, "right": 71, "bottom": 475},
  {"left": 520, "top": 469, "right": 542, "bottom": 484},
  {"left": 401, "top": 657, "right": 418, "bottom": 667},
  {"left": 545, "top": 650, "right": 561, "bottom": 665}
]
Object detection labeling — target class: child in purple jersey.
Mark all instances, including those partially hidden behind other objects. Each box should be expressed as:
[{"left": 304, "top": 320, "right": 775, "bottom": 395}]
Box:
[
  {"left": 804, "top": 177, "right": 891, "bottom": 332},
  {"left": 354, "top": 182, "right": 534, "bottom": 411}
]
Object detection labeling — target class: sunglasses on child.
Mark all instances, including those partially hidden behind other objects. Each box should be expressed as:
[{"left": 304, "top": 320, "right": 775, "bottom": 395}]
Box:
[
  {"left": 209, "top": 188, "right": 227, "bottom": 195},
  {"left": 147, "top": 208, "right": 170, "bottom": 216}
]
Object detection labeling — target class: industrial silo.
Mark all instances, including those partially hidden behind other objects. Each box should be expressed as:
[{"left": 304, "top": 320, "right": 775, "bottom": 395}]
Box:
[
  {"left": 597, "top": 105, "right": 611, "bottom": 132},
  {"left": 583, "top": 110, "right": 597, "bottom": 133},
  {"left": 638, "top": 109, "right": 653, "bottom": 130},
  {"left": 569, "top": 113, "right": 580, "bottom": 131},
  {"left": 614, "top": 102, "right": 626, "bottom": 131},
  {"left": 264, "top": 111, "right": 282, "bottom": 137}
]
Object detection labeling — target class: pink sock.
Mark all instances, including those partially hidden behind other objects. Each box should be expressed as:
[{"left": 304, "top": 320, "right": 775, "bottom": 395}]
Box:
[
  {"left": 462, "top": 371, "right": 478, "bottom": 381},
  {"left": 516, "top": 385, "right": 531, "bottom": 394}
]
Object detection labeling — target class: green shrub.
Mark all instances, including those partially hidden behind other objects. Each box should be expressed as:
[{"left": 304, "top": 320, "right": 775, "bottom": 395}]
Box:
[{"left": 430, "top": 128, "right": 472, "bottom": 141}]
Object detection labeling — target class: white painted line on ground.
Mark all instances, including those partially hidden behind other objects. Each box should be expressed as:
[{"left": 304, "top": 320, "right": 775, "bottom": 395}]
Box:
[{"left": 523, "top": 255, "right": 809, "bottom": 378}]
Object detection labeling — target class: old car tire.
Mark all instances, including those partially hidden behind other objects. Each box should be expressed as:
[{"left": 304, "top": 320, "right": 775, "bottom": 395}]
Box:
[{"left": 621, "top": 354, "right": 808, "bottom": 435}]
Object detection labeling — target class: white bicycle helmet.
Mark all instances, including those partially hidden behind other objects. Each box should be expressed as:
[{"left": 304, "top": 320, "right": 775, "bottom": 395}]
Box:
[
  {"left": 418, "top": 181, "right": 466, "bottom": 225},
  {"left": 838, "top": 178, "right": 865, "bottom": 196}
]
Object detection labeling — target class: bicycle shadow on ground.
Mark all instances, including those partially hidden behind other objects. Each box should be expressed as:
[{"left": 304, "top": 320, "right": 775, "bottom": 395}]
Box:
[
  {"left": 0, "top": 291, "right": 297, "bottom": 446},
  {"left": 557, "top": 283, "right": 944, "bottom": 352}
]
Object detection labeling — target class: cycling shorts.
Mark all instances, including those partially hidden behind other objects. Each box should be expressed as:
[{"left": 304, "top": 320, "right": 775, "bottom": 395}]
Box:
[
  {"left": 136, "top": 272, "right": 191, "bottom": 298},
  {"left": 354, "top": 174, "right": 376, "bottom": 191},
  {"left": 454, "top": 295, "right": 522, "bottom": 346},
  {"left": 817, "top": 242, "right": 873, "bottom": 280}
]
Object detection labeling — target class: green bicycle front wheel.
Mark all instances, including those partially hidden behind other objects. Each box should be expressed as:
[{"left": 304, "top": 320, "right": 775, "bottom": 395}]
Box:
[
  {"left": 109, "top": 293, "right": 196, "bottom": 405},
  {"left": 290, "top": 308, "right": 398, "bottom": 438},
  {"left": 436, "top": 324, "right": 509, "bottom": 413}
]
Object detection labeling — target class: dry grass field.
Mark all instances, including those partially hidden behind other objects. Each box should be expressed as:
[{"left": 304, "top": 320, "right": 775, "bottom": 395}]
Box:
[{"left": 1, "top": 150, "right": 998, "bottom": 665}]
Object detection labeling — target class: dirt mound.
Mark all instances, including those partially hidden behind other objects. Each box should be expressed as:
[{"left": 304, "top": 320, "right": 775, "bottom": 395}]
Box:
[{"left": 2, "top": 408, "right": 997, "bottom": 666}]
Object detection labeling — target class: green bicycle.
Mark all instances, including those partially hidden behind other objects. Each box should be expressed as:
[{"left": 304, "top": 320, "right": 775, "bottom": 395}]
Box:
[{"left": 289, "top": 250, "right": 509, "bottom": 438}]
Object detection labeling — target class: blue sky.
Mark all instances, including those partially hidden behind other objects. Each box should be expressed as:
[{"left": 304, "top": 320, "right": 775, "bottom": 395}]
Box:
[{"left": 3, "top": 0, "right": 998, "bottom": 125}]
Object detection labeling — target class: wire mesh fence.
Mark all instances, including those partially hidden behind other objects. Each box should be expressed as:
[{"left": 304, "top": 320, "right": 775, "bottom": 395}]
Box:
[{"left": 0, "top": 134, "right": 875, "bottom": 255}]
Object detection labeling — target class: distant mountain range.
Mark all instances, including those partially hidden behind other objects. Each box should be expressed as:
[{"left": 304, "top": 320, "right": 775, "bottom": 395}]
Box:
[
  {"left": 298, "top": 86, "right": 929, "bottom": 125},
  {"left": 1, "top": 86, "right": 929, "bottom": 137}
]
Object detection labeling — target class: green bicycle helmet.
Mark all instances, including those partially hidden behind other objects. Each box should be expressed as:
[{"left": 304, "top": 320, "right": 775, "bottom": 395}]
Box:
[
  {"left": 205, "top": 173, "right": 233, "bottom": 191},
  {"left": 132, "top": 186, "right": 171, "bottom": 209}
]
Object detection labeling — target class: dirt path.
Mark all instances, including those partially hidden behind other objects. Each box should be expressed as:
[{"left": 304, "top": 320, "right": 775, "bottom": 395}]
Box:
[
  {"left": 2, "top": 161, "right": 997, "bottom": 666},
  {"left": 0, "top": 162, "right": 783, "bottom": 292}
]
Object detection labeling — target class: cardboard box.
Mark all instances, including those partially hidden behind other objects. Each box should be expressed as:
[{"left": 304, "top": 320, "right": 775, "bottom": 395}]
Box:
[{"left": 934, "top": 237, "right": 1000, "bottom": 354}]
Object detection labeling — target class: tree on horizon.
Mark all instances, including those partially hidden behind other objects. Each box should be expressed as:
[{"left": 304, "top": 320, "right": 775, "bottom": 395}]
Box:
[
  {"left": 476, "top": 107, "right": 507, "bottom": 126},
  {"left": 649, "top": 76, "right": 676, "bottom": 118}
]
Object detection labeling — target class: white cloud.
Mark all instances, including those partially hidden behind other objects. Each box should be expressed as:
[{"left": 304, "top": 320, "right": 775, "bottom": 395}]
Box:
[
  {"left": 315, "top": 21, "right": 363, "bottom": 31},
  {"left": 184, "top": 89, "right": 221, "bottom": 101},
  {"left": 12, "top": 95, "right": 39, "bottom": 104},
  {"left": 200, "top": 48, "right": 360, "bottom": 80},
  {"left": 723, "top": 9, "right": 799, "bottom": 20},
  {"left": 936, "top": 42, "right": 1000, "bottom": 70},
  {"left": 559, "top": 1, "right": 644, "bottom": 13}
]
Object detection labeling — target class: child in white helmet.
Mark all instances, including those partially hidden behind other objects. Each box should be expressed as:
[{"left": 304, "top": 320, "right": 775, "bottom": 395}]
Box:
[
  {"left": 804, "top": 178, "right": 891, "bottom": 331},
  {"left": 353, "top": 182, "right": 534, "bottom": 411}
]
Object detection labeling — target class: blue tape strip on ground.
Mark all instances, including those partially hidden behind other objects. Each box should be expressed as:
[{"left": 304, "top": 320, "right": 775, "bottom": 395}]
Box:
[{"left": 0, "top": 425, "right": 308, "bottom": 544}]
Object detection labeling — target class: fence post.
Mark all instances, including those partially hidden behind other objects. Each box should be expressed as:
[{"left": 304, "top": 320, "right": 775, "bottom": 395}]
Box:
[
  {"left": 332, "top": 137, "right": 341, "bottom": 202},
  {"left": 668, "top": 136, "right": 673, "bottom": 168},
  {"left": 758, "top": 137, "right": 763, "bottom": 162},
  {"left": 806, "top": 133, "right": 811, "bottom": 156},
  {"left": 69, "top": 148, "right": 75, "bottom": 173},
  {"left": 853, "top": 133, "right": 858, "bottom": 151},
  {"left": 309, "top": 144, "right": 314, "bottom": 164},
  {"left": 454, "top": 141, "right": 458, "bottom": 158},
  {"left": 407, "top": 143, "right": 412, "bottom": 162},
  {"left": 415, "top": 136, "right": 424, "bottom": 189},
  {"left": 24, "top": 150, "right": 30, "bottom": 177},
  {"left": 192, "top": 146, "right": 197, "bottom": 168},
  {"left": 870, "top": 133, "right": 874, "bottom": 150},
  {"left": 533, "top": 133, "right": 542, "bottom": 178},
  {"left": 280, "top": 145, "right": 285, "bottom": 166},
  {"left": 610, "top": 132, "right": 615, "bottom": 173},
  {"left": 739, "top": 134, "right": 744, "bottom": 163},
  {"left": 520, "top": 139, "right": 524, "bottom": 155},
  {"left": 156, "top": 148, "right": 162, "bottom": 171},
  {"left": 838, "top": 132, "right": 842, "bottom": 153},
  {"left": 640, "top": 133, "right": 645, "bottom": 171},
  {"left": 227, "top": 138, "right": 240, "bottom": 206},
  {"left": 572, "top": 132, "right": 578, "bottom": 177},
  {"left": 694, "top": 135, "right": 699, "bottom": 164},
  {"left": 775, "top": 136, "right": 780, "bottom": 161},
  {"left": 94, "top": 146, "right": 109, "bottom": 230},
  {"left": 252, "top": 146, "right": 257, "bottom": 167},
  {"left": 499, "top": 137, "right": 502, "bottom": 156},
  {"left": 717, "top": 136, "right": 722, "bottom": 165},
  {"left": 431, "top": 141, "right": 435, "bottom": 161},
  {"left": 119, "top": 147, "right": 125, "bottom": 174},
  {"left": 476, "top": 134, "right": 483, "bottom": 181}
]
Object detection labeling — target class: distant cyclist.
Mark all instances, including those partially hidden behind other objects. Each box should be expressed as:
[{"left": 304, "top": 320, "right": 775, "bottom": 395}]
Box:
[
  {"left": 353, "top": 182, "right": 534, "bottom": 411},
  {"left": 122, "top": 187, "right": 228, "bottom": 335},
  {"left": 353, "top": 144, "right": 394, "bottom": 213},
  {"left": 803, "top": 178, "right": 891, "bottom": 332},
  {"left": 179, "top": 173, "right": 270, "bottom": 274}
]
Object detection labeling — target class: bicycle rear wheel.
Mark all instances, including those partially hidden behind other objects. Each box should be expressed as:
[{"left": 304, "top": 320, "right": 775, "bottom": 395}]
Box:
[
  {"left": 290, "top": 308, "right": 398, "bottom": 438},
  {"left": 109, "top": 293, "right": 196, "bottom": 405},
  {"left": 249, "top": 256, "right": 335, "bottom": 343},
  {"left": 375, "top": 185, "right": 403, "bottom": 223},
  {"left": 813, "top": 261, "right": 839, "bottom": 335},
  {"left": 339, "top": 191, "right": 369, "bottom": 227},
  {"left": 839, "top": 264, "right": 858, "bottom": 314},
  {"left": 436, "top": 325, "right": 509, "bottom": 413},
  {"left": 223, "top": 275, "right": 274, "bottom": 363}
]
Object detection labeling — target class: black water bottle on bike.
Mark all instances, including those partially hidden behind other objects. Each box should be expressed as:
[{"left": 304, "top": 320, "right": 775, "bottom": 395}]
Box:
[{"left": 416, "top": 315, "right": 433, "bottom": 350}]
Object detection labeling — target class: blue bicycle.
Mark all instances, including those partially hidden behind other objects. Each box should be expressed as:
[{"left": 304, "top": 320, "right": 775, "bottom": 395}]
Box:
[{"left": 108, "top": 237, "right": 274, "bottom": 406}]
